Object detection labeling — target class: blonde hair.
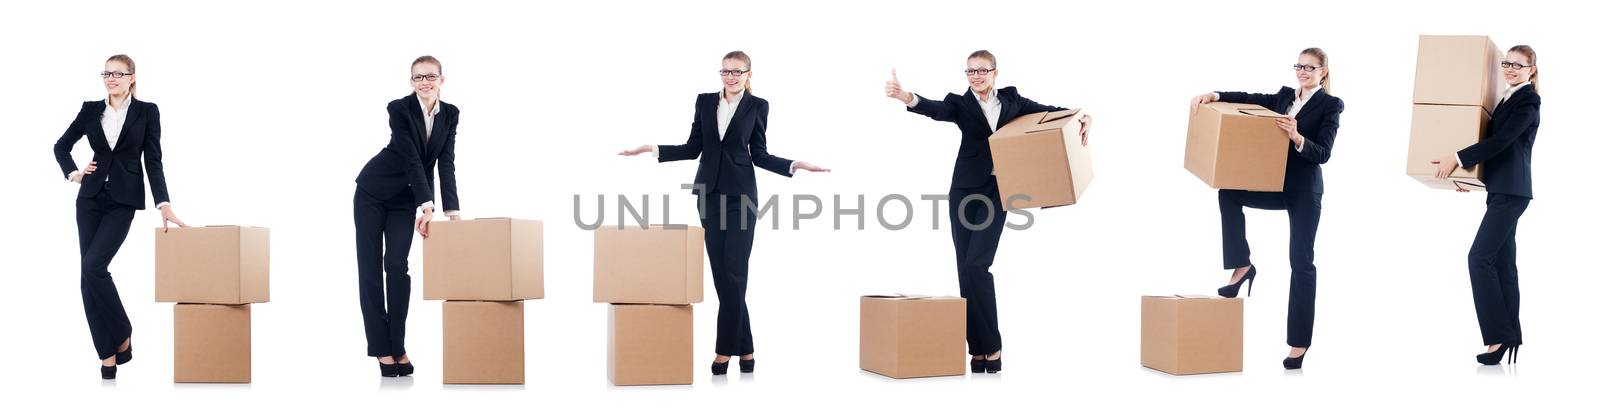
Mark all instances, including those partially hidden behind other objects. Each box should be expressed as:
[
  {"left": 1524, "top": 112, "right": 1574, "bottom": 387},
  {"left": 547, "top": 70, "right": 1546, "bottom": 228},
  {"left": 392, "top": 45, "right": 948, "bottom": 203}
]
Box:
[
  {"left": 1508, "top": 45, "right": 1539, "bottom": 93},
  {"left": 1300, "top": 47, "right": 1330, "bottom": 94},
  {"left": 107, "top": 54, "right": 137, "bottom": 97},
  {"left": 723, "top": 51, "right": 752, "bottom": 94},
  {"left": 968, "top": 50, "right": 997, "bottom": 68},
  {"left": 412, "top": 55, "right": 442, "bottom": 74}
]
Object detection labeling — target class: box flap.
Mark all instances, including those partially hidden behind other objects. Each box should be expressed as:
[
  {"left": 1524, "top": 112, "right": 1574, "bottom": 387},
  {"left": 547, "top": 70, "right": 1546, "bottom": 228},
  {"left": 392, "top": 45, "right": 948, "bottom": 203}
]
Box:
[
  {"left": 1235, "top": 108, "right": 1289, "bottom": 119},
  {"left": 1025, "top": 109, "right": 1083, "bottom": 133},
  {"left": 863, "top": 293, "right": 958, "bottom": 301}
]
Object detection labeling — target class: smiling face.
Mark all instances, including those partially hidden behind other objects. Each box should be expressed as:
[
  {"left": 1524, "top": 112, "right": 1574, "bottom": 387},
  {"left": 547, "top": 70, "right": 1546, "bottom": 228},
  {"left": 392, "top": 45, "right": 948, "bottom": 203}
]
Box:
[
  {"left": 966, "top": 57, "right": 997, "bottom": 94},
  {"left": 103, "top": 60, "right": 133, "bottom": 97},
  {"left": 721, "top": 58, "right": 750, "bottom": 95},
  {"left": 1294, "top": 53, "right": 1326, "bottom": 90},
  {"left": 1503, "top": 50, "right": 1535, "bottom": 86},
  {"left": 410, "top": 61, "right": 444, "bottom": 100}
]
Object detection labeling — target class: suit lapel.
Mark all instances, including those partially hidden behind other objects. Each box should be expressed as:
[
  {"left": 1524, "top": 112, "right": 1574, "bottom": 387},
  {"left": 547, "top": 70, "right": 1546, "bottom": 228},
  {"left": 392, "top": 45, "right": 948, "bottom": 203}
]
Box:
[
  {"left": 1294, "top": 89, "right": 1327, "bottom": 121},
  {"left": 962, "top": 90, "right": 991, "bottom": 131},
  {"left": 997, "top": 91, "right": 1021, "bottom": 127},
  {"left": 1492, "top": 87, "right": 1530, "bottom": 119},
  {"left": 425, "top": 105, "right": 448, "bottom": 158},
  {"left": 405, "top": 95, "right": 430, "bottom": 155},
  {"left": 110, "top": 99, "right": 142, "bottom": 152}
]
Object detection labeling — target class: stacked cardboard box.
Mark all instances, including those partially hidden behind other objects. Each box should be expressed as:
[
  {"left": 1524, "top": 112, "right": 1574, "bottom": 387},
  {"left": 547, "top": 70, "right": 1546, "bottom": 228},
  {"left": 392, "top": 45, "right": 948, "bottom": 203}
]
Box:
[
  {"left": 1407, "top": 35, "right": 1504, "bottom": 191},
  {"left": 1185, "top": 102, "right": 1292, "bottom": 191},
  {"left": 988, "top": 109, "right": 1094, "bottom": 209},
  {"left": 859, "top": 295, "right": 966, "bottom": 379},
  {"left": 423, "top": 218, "right": 544, "bottom": 384},
  {"left": 1140, "top": 295, "right": 1243, "bottom": 375},
  {"left": 154, "top": 225, "right": 270, "bottom": 383},
  {"left": 593, "top": 225, "right": 704, "bottom": 386}
]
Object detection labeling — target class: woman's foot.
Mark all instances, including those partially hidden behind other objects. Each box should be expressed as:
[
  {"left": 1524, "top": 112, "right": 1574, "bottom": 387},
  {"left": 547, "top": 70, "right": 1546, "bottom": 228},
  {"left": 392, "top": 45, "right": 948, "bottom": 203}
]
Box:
[
  {"left": 378, "top": 356, "right": 399, "bottom": 377},
  {"left": 970, "top": 355, "right": 987, "bottom": 373},
  {"left": 739, "top": 354, "right": 755, "bottom": 373},
  {"left": 115, "top": 338, "right": 133, "bottom": 365},
  {"left": 984, "top": 352, "right": 1002, "bottom": 373},
  {"left": 396, "top": 354, "right": 414, "bottom": 377},
  {"left": 1217, "top": 265, "right": 1256, "bottom": 298},
  {"left": 1283, "top": 347, "right": 1308, "bottom": 370},
  {"left": 1477, "top": 343, "right": 1510, "bottom": 365},
  {"left": 711, "top": 355, "right": 731, "bottom": 375},
  {"left": 101, "top": 355, "right": 117, "bottom": 379}
]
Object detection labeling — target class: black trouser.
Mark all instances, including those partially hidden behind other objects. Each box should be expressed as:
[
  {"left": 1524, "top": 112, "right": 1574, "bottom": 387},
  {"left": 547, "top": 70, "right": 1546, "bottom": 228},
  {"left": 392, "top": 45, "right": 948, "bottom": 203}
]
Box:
[
  {"left": 699, "top": 191, "right": 757, "bottom": 356},
  {"left": 950, "top": 177, "right": 1006, "bottom": 356},
  {"left": 1469, "top": 193, "right": 1530, "bottom": 346},
  {"left": 354, "top": 186, "right": 416, "bottom": 358},
  {"left": 1218, "top": 189, "right": 1321, "bottom": 348},
  {"left": 76, "top": 188, "right": 136, "bottom": 360}
]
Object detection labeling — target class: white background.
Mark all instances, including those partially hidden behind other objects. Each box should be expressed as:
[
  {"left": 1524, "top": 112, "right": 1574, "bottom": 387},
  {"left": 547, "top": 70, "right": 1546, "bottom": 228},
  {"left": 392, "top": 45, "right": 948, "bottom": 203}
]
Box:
[{"left": 2, "top": 0, "right": 1594, "bottom": 412}]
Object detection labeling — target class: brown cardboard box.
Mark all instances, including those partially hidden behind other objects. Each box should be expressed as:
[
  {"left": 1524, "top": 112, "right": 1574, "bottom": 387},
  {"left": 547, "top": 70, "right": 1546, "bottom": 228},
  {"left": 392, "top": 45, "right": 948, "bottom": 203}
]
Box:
[
  {"left": 593, "top": 225, "right": 704, "bottom": 304},
  {"left": 423, "top": 218, "right": 544, "bottom": 301},
  {"left": 1414, "top": 35, "right": 1504, "bottom": 110},
  {"left": 608, "top": 304, "right": 693, "bottom": 386},
  {"left": 1141, "top": 295, "right": 1242, "bottom": 375},
  {"left": 443, "top": 300, "right": 525, "bottom": 384},
  {"left": 989, "top": 109, "right": 1094, "bottom": 210},
  {"left": 155, "top": 226, "right": 270, "bottom": 305},
  {"left": 1407, "top": 104, "right": 1490, "bottom": 191},
  {"left": 1184, "top": 102, "right": 1291, "bottom": 192},
  {"left": 173, "top": 304, "right": 251, "bottom": 383},
  {"left": 859, "top": 295, "right": 966, "bottom": 379}
]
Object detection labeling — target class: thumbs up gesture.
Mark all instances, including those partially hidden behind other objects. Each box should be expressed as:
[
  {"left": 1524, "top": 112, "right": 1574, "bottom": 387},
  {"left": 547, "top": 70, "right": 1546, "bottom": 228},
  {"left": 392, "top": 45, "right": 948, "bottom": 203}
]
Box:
[{"left": 885, "top": 68, "right": 913, "bottom": 105}]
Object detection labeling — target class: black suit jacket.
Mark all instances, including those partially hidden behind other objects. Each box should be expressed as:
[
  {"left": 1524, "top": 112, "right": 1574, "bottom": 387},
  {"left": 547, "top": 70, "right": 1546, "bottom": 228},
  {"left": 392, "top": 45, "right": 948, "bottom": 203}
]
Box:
[
  {"left": 906, "top": 86, "right": 1067, "bottom": 189},
  {"left": 1217, "top": 87, "right": 1344, "bottom": 194},
  {"left": 1459, "top": 86, "right": 1539, "bottom": 198},
  {"left": 356, "top": 94, "right": 460, "bottom": 211},
  {"left": 53, "top": 98, "right": 170, "bottom": 210},
  {"left": 658, "top": 92, "right": 793, "bottom": 197}
]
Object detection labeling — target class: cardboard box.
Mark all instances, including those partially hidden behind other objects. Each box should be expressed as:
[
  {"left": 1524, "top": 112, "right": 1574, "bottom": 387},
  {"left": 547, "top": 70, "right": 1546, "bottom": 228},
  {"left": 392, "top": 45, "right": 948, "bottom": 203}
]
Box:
[
  {"left": 608, "top": 304, "right": 693, "bottom": 386},
  {"left": 443, "top": 300, "right": 525, "bottom": 384},
  {"left": 173, "top": 304, "right": 251, "bottom": 383},
  {"left": 1141, "top": 295, "right": 1242, "bottom": 375},
  {"left": 155, "top": 226, "right": 270, "bottom": 305},
  {"left": 593, "top": 225, "right": 704, "bottom": 305},
  {"left": 1185, "top": 102, "right": 1291, "bottom": 192},
  {"left": 1407, "top": 104, "right": 1490, "bottom": 191},
  {"left": 1414, "top": 35, "right": 1504, "bottom": 110},
  {"left": 423, "top": 218, "right": 544, "bottom": 301},
  {"left": 989, "top": 109, "right": 1094, "bottom": 210},
  {"left": 859, "top": 295, "right": 966, "bottom": 379}
]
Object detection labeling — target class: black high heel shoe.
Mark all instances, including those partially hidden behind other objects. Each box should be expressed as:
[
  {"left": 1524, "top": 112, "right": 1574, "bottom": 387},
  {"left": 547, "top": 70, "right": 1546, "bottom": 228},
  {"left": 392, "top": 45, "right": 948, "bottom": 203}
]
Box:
[
  {"left": 985, "top": 357, "right": 1002, "bottom": 373},
  {"left": 1283, "top": 350, "right": 1307, "bottom": 370},
  {"left": 378, "top": 361, "right": 400, "bottom": 377},
  {"left": 739, "top": 358, "right": 755, "bottom": 373},
  {"left": 970, "top": 358, "right": 986, "bottom": 373},
  {"left": 1217, "top": 266, "right": 1257, "bottom": 298},
  {"left": 115, "top": 344, "right": 133, "bottom": 365},
  {"left": 101, "top": 364, "right": 117, "bottom": 380},
  {"left": 397, "top": 361, "right": 414, "bottom": 377},
  {"left": 1476, "top": 345, "right": 1509, "bottom": 365},
  {"left": 711, "top": 359, "right": 730, "bottom": 375}
]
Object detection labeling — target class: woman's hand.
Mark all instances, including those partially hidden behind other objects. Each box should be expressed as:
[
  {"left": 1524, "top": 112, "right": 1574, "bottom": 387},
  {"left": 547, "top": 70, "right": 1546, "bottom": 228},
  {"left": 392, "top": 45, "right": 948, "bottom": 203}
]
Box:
[
  {"left": 1431, "top": 154, "right": 1461, "bottom": 180},
  {"left": 415, "top": 208, "right": 434, "bottom": 238},
  {"left": 792, "top": 161, "right": 831, "bottom": 174},
  {"left": 1190, "top": 93, "right": 1217, "bottom": 114},
  {"left": 160, "top": 205, "right": 189, "bottom": 232},
  {"left": 618, "top": 145, "right": 652, "bottom": 157},
  {"left": 885, "top": 69, "right": 913, "bottom": 105},
  {"left": 73, "top": 161, "right": 98, "bottom": 183},
  {"left": 1275, "top": 118, "right": 1304, "bottom": 147},
  {"left": 1078, "top": 114, "right": 1093, "bottom": 145}
]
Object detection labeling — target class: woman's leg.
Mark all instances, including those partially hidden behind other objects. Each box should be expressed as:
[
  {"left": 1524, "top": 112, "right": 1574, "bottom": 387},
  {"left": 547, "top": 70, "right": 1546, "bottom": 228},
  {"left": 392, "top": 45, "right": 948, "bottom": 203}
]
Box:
[
  {"left": 380, "top": 194, "right": 418, "bottom": 358},
  {"left": 952, "top": 180, "right": 1006, "bottom": 356},
  {"left": 77, "top": 194, "right": 136, "bottom": 360},
  {"left": 354, "top": 188, "right": 391, "bottom": 357},
  {"left": 1284, "top": 192, "right": 1323, "bottom": 348},
  {"left": 1468, "top": 194, "right": 1529, "bottom": 346}
]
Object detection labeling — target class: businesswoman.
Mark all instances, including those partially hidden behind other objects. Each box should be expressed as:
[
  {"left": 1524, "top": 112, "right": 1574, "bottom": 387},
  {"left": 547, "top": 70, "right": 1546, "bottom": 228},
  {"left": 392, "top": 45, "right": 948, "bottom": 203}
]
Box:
[
  {"left": 354, "top": 55, "right": 462, "bottom": 377},
  {"left": 620, "top": 51, "right": 829, "bottom": 375},
  {"left": 884, "top": 50, "right": 1093, "bottom": 374},
  {"left": 1189, "top": 48, "right": 1343, "bottom": 370},
  {"left": 1432, "top": 45, "right": 1540, "bottom": 366},
  {"left": 53, "top": 54, "right": 189, "bottom": 379}
]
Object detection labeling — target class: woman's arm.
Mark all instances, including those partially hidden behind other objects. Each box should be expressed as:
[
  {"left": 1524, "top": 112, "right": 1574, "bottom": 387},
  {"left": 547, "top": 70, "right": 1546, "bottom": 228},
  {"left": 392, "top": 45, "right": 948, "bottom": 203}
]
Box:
[
  {"left": 1293, "top": 98, "right": 1342, "bottom": 165},
  {"left": 53, "top": 105, "right": 88, "bottom": 180},
  {"left": 387, "top": 101, "right": 434, "bottom": 207},
  {"left": 143, "top": 104, "right": 172, "bottom": 206},
  {"left": 438, "top": 110, "right": 460, "bottom": 216},
  {"left": 749, "top": 102, "right": 795, "bottom": 177},
  {"left": 1458, "top": 97, "right": 1539, "bottom": 168},
  {"left": 655, "top": 96, "right": 707, "bottom": 162}
]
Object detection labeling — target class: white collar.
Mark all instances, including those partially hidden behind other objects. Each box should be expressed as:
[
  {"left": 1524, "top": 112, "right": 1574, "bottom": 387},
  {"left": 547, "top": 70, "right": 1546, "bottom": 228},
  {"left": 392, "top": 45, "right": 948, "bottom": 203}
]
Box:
[
  {"left": 416, "top": 95, "right": 441, "bottom": 116},
  {"left": 971, "top": 88, "right": 999, "bottom": 104},
  {"left": 106, "top": 95, "right": 132, "bottom": 111},
  {"left": 1505, "top": 81, "right": 1533, "bottom": 96},
  {"left": 721, "top": 89, "right": 745, "bottom": 106},
  {"left": 1296, "top": 85, "right": 1322, "bottom": 101}
]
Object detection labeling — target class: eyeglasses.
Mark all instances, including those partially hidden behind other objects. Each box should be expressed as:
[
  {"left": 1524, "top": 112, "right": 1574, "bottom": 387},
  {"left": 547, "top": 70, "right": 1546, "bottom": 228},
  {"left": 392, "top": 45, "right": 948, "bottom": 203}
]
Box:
[
  {"left": 100, "top": 71, "right": 132, "bottom": 79},
  {"left": 411, "top": 74, "right": 440, "bottom": 82},
  {"left": 719, "top": 69, "right": 749, "bottom": 77},
  {"left": 965, "top": 68, "right": 996, "bottom": 77},
  {"left": 1292, "top": 64, "right": 1322, "bottom": 73},
  {"left": 1501, "top": 61, "right": 1534, "bottom": 70}
]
